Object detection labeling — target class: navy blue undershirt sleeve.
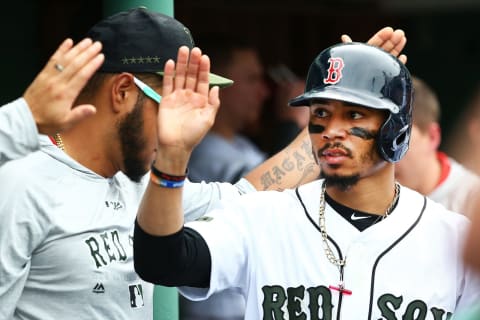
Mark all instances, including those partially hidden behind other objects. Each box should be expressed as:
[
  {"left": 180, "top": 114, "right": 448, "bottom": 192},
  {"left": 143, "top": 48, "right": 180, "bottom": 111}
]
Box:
[{"left": 133, "top": 220, "right": 211, "bottom": 288}]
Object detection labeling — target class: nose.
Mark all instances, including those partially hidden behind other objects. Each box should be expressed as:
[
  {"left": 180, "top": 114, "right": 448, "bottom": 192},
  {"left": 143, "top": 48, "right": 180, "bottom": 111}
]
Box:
[{"left": 321, "top": 118, "right": 347, "bottom": 140}]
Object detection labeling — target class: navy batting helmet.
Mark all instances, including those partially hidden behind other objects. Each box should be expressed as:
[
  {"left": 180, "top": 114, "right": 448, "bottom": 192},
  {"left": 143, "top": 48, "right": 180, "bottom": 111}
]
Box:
[{"left": 289, "top": 42, "right": 413, "bottom": 162}]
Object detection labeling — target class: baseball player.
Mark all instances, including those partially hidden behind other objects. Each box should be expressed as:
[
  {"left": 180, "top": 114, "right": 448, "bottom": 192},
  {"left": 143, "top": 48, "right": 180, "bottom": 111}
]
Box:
[
  {"left": 134, "top": 42, "right": 480, "bottom": 319},
  {"left": 395, "top": 76, "right": 480, "bottom": 218}
]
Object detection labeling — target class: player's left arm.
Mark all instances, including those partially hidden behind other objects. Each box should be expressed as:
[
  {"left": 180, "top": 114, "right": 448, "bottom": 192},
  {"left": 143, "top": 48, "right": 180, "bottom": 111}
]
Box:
[{"left": 244, "top": 126, "right": 319, "bottom": 191}]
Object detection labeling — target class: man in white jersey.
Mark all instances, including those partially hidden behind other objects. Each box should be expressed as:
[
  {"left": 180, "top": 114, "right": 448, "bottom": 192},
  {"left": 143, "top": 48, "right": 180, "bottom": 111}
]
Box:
[
  {"left": 134, "top": 42, "right": 480, "bottom": 319},
  {"left": 395, "top": 76, "right": 480, "bottom": 218}
]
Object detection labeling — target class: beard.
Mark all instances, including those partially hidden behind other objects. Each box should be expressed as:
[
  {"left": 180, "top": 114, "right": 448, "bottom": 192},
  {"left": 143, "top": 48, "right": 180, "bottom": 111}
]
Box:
[
  {"left": 117, "top": 94, "right": 149, "bottom": 182},
  {"left": 318, "top": 139, "right": 381, "bottom": 191},
  {"left": 320, "top": 171, "right": 360, "bottom": 191}
]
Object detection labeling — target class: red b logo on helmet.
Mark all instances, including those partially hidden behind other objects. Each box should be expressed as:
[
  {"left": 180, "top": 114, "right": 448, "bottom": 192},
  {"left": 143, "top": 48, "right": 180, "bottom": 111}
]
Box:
[{"left": 323, "top": 57, "right": 344, "bottom": 84}]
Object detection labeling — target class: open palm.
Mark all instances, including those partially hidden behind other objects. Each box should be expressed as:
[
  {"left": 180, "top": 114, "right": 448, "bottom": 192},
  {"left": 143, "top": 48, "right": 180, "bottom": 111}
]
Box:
[{"left": 156, "top": 46, "right": 220, "bottom": 153}]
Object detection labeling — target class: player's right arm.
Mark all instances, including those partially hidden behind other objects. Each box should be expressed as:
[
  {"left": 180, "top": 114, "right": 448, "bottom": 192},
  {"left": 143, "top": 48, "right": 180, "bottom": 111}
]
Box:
[
  {"left": 134, "top": 46, "right": 218, "bottom": 285},
  {"left": 0, "top": 38, "right": 103, "bottom": 166}
]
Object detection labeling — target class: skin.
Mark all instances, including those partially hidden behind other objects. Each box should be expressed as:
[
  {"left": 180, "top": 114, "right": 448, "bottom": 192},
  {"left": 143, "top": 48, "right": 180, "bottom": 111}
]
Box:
[
  {"left": 117, "top": 91, "right": 158, "bottom": 182},
  {"left": 463, "top": 198, "right": 480, "bottom": 273},
  {"left": 23, "top": 38, "right": 104, "bottom": 135},
  {"left": 59, "top": 72, "right": 161, "bottom": 181},
  {"left": 395, "top": 123, "right": 442, "bottom": 195},
  {"left": 137, "top": 26, "right": 409, "bottom": 236},
  {"left": 137, "top": 46, "right": 220, "bottom": 236},
  {"left": 246, "top": 26, "right": 408, "bottom": 192},
  {"left": 309, "top": 99, "right": 396, "bottom": 213}
]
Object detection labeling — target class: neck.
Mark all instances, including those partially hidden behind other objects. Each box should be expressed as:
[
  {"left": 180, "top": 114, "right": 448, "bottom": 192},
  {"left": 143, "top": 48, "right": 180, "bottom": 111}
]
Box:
[
  {"left": 325, "top": 167, "right": 397, "bottom": 216},
  {"left": 417, "top": 152, "right": 443, "bottom": 195},
  {"left": 55, "top": 123, "right": 120, "bottom": 178}
]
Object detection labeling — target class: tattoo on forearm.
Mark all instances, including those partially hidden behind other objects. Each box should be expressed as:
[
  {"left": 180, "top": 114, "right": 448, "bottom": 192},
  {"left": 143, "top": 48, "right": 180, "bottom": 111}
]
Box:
[
  {"left": 259, "top": 144, "right": 317, "bottom": 191},
  {"left": 301, "top": 140, "right": 315, "bottom": 159}
]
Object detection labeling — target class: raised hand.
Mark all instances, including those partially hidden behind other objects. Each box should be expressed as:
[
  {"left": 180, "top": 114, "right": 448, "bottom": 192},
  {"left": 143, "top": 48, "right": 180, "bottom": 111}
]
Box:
[
  {"left": 341, "top": 27, "right": 407, "bottom": 64},
  {"left": 23, "top": 38, "right": 104, "bottom": 135},
  {"left": 156, "top": 46, "right": 220, "bottom": 161}
]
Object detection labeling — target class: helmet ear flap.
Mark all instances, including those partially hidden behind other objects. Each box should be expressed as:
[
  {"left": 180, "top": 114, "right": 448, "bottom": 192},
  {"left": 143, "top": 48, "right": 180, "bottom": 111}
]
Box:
[{"left": 377, "top": 114, "right": 412, "bottom": 162}]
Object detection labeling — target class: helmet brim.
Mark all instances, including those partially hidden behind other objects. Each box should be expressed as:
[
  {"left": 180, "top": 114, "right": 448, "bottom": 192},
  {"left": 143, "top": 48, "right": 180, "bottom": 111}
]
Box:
[{"left": 288, "top": 86, "right": 400, "bottom": 114}]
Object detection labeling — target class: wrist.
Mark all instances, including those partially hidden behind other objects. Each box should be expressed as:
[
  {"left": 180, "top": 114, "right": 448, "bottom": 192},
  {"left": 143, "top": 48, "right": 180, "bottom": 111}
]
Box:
[
  {"left": 150, "top": 164, "right": 187, "bottom": 188},
  {"left": 153, "top": 147, "right": 190, "bottom": 176}
]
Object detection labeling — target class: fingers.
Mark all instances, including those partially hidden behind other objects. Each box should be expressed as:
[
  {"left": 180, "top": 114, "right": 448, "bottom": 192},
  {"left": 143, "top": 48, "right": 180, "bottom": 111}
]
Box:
[
  {"left": 47, "top": 38, "right": 74, "bottom": 68},
  {"left": 45, "top": 38, "right": 104, "bottom": 94},
  {"left": 388, "top": 31, "right": 407, "bottom": 58},
  {"left": 174, "top": 46, "right": 190, "bottom": 89},
  {"left": 196, "top": 55, "right": 211, "bottom": 97},
  {"left": 341, "top": 34, "right": 353, "bottom": 43},
  {"left": 66, "top": 44, "right": 104, "bottom": 94},
  {"left": 24, "top": 38, "right": 106, "bottom": 135},
  {"left": 377, "top": 29, "right": 405, "bottom": 55},
  {"left": 398, "top": 54, "right": 408, "bottom": 65},
  {"left": 48, "top": 38, "right": 92, "bottom": 76},
  {"left": 366, "top": 26, "right": 394, "bottom": 47},
  {"left": 62, "top": 41, "right": 103, "bottom": 81},
  {"left": 185, "top": 48, "right": 202, "bottom": 90},
  {"left": 208, "top": 86, "right": 220, "bottom": 111},
  {"left": 169, "top": 46, "right": 211, "bottom": 97},
  {"left": 366, "top": 27, "right": 407, "bottom": 60},
  {"left": 162, "top": 59, "right": 175, "bottom": 96}
]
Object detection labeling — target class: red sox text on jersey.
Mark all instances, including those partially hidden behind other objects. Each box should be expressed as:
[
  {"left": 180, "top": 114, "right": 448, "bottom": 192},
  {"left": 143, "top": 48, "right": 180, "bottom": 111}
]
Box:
[{"left": 262, "top": 285, "right": 452, "bottom": 320}]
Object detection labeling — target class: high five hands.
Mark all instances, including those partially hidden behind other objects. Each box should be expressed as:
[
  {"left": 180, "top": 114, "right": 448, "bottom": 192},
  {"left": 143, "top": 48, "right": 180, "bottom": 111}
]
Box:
[
  {"left": 23, "top": 38, "right": 104, "bottom": 135},
  {"left": 154, "top": 46, "right": 220, "bottom": 171},
  {"left": 342, "top": 26, "right": 407, "bottom": 64}
]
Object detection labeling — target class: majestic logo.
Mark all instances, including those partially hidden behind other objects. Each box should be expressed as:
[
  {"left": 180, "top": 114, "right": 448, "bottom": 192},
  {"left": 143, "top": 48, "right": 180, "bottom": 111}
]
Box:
[
  {"left": 129, "top": 284, "right": 145, "bottom": 308},
  {"left": 93, "top": 283, "right": 105, "bottom": 294},
  {"left": 323, "top": 57, "right": 344, "bottom": 84},
  {"left": 350, "top": 212, "right": 371, "bottom": 221}
]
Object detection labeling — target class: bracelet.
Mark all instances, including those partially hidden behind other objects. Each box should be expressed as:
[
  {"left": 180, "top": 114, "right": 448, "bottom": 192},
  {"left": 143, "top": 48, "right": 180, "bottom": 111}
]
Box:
[{"left": 150, "top": 164, "right": 187, "bottom": 188}]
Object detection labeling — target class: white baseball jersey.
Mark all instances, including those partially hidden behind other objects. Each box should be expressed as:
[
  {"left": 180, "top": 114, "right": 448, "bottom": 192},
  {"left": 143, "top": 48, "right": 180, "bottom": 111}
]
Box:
[
  {"left": 0, "top": 98, "right": 256, "bottom": 319},
  {"left": 181, "top": 179, "right": 480, "bottom": 319},
  {"left": 429, "top": 156, "right": 480, "bottom": 219}
]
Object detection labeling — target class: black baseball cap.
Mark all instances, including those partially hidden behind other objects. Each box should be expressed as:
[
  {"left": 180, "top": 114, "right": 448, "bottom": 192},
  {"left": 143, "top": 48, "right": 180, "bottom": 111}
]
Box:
[{"left": 85, "top": 7, "right": 233, "bottom": 88}]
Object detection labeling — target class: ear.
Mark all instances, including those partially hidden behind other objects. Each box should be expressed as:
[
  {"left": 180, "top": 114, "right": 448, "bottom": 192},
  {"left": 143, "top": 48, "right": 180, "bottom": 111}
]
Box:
[
  {"left": 427, "top": 122, "right": 441, "bottom": 151},
  {"left": 110, "top": 73, "right": 138, "bottom": 113}
]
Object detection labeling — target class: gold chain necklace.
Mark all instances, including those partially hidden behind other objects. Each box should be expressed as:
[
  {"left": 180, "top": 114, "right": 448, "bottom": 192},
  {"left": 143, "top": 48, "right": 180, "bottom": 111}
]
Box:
[
  {"left": 318, "top": 181, "right": 400, "bottom": 267},
  {"left": 53, "top": 133, "right": 65, "bottom": 151}
]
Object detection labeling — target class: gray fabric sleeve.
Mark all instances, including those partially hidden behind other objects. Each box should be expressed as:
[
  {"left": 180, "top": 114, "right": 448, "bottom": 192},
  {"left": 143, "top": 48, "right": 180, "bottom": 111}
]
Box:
[{"left": 0, "top": 98, "right": 40, "bottom": 166}]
